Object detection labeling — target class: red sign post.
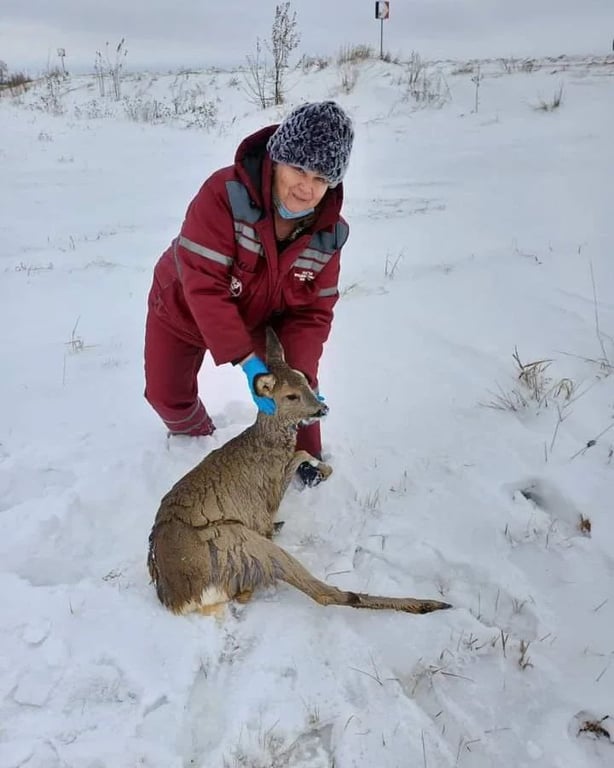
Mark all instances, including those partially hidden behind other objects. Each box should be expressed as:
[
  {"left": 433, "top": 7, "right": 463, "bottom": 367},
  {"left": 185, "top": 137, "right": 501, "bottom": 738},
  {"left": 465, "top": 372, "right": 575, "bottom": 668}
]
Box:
[{"left": 375, "top": 2, "right": 390, "bottom": 59}]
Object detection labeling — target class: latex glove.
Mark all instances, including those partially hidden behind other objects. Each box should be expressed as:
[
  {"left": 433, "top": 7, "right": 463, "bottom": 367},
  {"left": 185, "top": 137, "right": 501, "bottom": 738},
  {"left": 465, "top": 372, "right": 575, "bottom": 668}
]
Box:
[{"left": 241, "top": 356, "right": 276, "bottom": 415}]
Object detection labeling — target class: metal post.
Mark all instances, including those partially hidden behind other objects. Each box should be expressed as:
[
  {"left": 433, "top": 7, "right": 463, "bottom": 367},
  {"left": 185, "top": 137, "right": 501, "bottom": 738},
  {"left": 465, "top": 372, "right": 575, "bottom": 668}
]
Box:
[{"left": 375, "top": 1, "right": 389, "bottom": 59}]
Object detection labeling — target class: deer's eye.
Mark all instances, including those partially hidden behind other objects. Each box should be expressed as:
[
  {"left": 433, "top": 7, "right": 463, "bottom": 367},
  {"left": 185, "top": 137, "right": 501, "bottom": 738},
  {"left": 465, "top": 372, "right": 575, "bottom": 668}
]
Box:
[{"left": 285, "top": 394, "right": 299, "bottom": 401}]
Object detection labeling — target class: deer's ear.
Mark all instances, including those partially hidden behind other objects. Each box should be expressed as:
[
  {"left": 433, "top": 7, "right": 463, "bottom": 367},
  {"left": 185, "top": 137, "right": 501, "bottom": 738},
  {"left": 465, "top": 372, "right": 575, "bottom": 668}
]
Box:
[
  {"left": 254, "top": 373, "right": 276, "bottom": 398},
  {"left": 266, "top": 327, "right": 285, "bottom": 363}
]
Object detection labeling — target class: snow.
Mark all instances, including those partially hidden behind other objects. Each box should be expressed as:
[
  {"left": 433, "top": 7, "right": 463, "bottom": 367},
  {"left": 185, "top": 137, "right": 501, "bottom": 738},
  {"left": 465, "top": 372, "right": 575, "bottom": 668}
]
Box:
[{"left": 1, "top": 52, "right": 614, "bottom": 768}]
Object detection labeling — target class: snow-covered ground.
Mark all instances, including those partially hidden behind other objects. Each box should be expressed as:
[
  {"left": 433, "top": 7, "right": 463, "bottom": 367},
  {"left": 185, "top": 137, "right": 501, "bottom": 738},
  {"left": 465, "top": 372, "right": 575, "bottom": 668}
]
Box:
[{"left": 1, "top": 54, "right": 613, "bottom": 768}]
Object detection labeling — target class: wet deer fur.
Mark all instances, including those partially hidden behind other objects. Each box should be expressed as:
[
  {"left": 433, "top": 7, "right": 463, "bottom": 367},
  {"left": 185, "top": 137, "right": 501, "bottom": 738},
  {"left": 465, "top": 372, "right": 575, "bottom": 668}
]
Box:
[{"left": 147, "top": 328, "right": 451, "bottom": 616}]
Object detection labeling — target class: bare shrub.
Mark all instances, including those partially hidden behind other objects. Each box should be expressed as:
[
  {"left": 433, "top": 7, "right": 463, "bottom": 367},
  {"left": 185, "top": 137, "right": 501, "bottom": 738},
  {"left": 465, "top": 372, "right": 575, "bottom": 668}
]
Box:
[
  {"left": 122, "top": 92, "right": 218, "bottom": 129},
  {"left": 35, "top": 69, "right": 65, "bottom": 115},
  {"left": 403, "top": 51, "right": 425, "bottom": 92},
  {"left": 183, "top": 101, "right": 218, "bottom": 130},
  {"left": 74, "top": 99, "right": 115, "bottom": 120},
  {"left": 411, "top": 70, "right": 452, "bottom": 108},
  {"left": 403, "top": 65, "right": 451, "bottom": 107},
  {"left": 499, "top": 57, "right": 518, "bottom": 74},
  {"left": 395, "top": 52, "right": 451, "bottom": 108},
  {"left": 123, "top": 97, "right": 172, "bottom": 123},
  {"left": 170, "top": 73, "right": 203, "bottom": 114},
  {"left": 244, "top": 40, "right": 272, "bottom": 109}
]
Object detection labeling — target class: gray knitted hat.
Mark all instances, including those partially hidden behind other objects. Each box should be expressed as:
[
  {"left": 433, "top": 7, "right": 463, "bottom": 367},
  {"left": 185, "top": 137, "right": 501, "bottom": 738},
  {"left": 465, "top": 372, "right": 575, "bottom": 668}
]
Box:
[{"left": 266, "top": 101, "right": 354, "bottom": 187}]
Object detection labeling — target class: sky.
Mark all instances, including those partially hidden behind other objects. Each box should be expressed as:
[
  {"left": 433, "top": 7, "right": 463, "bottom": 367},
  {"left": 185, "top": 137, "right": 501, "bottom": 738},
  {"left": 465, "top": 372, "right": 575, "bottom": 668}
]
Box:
[
  {"left": 1, "top": 0, "right": 613, "bottom": 74},
  {"left": 1, "top": 50, "right": 613, "bottom": 767}
]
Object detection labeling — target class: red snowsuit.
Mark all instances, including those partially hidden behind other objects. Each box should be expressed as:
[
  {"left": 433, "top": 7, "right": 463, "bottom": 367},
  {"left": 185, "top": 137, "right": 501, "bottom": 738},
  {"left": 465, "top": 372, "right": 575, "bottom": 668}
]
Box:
[{"left": 144, "top": 125, "right": 349, "bottom": 457}]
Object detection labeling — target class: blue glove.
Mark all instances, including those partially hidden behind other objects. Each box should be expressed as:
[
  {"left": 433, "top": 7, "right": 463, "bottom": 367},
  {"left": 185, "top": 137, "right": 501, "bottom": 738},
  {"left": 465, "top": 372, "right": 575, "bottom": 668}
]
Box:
[{"left": 241, "top": 356, "right": 276, "bottom": 415}]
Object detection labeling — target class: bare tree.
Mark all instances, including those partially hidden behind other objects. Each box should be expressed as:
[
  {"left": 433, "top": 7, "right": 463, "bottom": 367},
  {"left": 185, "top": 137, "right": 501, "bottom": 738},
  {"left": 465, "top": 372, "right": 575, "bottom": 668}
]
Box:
[
  {"left": 243, "top": 2, "right": 300, "bottom": 108},
  {"left": 245, "top": 39, "right": 272, "bottom": 109},
  {"left": 0, "top": 60, "right": 7, "bottom": 86},
  {"left": 268, "top": 2, "right": 300, "bottom": 105}
]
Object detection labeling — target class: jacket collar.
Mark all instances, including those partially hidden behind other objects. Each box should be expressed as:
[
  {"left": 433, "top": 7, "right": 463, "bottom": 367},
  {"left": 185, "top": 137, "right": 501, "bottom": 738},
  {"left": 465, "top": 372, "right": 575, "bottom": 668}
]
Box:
[{"left": 233, "top": 126, "right": 344, "bottom": 232}]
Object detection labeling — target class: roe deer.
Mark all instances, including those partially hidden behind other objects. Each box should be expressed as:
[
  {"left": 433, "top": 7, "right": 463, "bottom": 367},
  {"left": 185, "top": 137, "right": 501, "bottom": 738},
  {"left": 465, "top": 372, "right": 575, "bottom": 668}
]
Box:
[{"left": 147, "top": 328, "right": 451, "bottom": 616}]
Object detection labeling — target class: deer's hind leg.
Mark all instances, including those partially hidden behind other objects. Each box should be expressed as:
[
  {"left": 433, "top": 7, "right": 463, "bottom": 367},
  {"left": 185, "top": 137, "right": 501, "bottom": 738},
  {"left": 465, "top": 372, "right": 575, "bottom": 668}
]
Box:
[{"left": 195, "top": 602, "right": 227, "bottom": 618}]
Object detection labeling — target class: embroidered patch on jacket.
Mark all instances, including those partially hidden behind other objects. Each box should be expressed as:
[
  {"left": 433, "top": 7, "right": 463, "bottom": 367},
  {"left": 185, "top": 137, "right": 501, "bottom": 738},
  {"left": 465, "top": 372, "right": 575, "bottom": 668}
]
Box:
[
  {"left": 230, "top": 276, "right": 243, "bottom": 296},
  {"left": 295, "top": 269, "right": 315, "bottom": 283}
]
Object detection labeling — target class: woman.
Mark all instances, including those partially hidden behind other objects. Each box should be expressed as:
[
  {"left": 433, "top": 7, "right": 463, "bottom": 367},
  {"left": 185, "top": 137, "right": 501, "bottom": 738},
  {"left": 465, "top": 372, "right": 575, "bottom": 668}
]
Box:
[{"left": 144, "top": 101, "right": 354, "bottom": 487}]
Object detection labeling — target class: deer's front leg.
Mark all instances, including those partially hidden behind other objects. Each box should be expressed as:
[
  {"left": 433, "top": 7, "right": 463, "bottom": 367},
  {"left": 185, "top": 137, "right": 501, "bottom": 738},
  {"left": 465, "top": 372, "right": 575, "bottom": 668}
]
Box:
[
  {"left": 282, "top": 450, "right": 313, "bottom": 487},
  {"left": 284, "top": 450, "right": 333, "bottom": 488}
]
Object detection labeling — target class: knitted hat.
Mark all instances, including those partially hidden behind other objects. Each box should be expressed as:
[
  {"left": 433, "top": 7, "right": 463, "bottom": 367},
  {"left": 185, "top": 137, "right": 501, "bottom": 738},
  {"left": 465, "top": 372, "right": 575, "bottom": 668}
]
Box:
[{"left": 266, "top": 101, "right": 354, "bottom": 187}]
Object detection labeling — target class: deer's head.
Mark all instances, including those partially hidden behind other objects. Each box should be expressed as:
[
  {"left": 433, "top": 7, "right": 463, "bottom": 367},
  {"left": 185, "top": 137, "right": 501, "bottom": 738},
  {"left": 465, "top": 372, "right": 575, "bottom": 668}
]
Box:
[{"left": 253, "top": 328, "right": 329, "bottom": 425}]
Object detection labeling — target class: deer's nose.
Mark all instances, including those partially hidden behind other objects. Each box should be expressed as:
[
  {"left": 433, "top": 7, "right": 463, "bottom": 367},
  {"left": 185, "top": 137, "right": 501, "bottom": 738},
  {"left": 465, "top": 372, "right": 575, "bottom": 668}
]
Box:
[{"left": 316, "top": 403, "right": 329, "bottom": 418}]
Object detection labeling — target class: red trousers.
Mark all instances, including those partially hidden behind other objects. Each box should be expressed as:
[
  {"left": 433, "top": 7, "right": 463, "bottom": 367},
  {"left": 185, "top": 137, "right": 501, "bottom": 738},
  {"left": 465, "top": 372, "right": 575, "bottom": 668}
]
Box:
[{"left": 144, "top": 307, "right": 322, "bottom": 456}]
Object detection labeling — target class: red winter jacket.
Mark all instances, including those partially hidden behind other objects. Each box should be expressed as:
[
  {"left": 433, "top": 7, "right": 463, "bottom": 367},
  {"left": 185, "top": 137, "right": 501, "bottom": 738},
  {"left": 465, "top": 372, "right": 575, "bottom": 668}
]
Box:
[{"left": 150, "top": 125, "right": 349, "bottom": 386}]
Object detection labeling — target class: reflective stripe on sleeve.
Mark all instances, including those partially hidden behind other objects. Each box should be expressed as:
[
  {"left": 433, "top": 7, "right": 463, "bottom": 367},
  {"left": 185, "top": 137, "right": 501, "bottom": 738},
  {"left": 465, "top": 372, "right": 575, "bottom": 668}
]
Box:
[
  {"left": 301, "top": 248, "right": 332, "bottom": 265},
  {"left": 178, "top": 235, "right": 233, "bottom": 267},
  {"left": 318, "top": 286, "right": 338, "bottom": 298},
  {"left": 294, "top": 258, "right": 325, "bottom": 273}
]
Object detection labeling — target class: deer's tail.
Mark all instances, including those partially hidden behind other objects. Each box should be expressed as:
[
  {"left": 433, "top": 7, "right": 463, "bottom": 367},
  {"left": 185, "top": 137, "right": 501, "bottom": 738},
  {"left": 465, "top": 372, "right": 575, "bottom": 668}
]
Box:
[{"left": 252, "top": 534, "right": 451, "bottom": 615}]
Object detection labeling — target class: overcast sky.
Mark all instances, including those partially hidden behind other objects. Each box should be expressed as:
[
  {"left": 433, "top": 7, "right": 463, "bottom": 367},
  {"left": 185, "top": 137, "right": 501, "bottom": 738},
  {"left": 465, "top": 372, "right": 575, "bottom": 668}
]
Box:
[{"left": 1, "top": 1, "right": 612, "bottom": 73}]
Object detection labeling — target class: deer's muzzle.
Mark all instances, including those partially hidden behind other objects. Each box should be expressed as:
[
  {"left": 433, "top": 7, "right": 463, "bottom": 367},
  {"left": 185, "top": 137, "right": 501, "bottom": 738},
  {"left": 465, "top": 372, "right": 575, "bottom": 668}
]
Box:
[{"left": 315, "top": 403, "right": 329, "bottom": 419}]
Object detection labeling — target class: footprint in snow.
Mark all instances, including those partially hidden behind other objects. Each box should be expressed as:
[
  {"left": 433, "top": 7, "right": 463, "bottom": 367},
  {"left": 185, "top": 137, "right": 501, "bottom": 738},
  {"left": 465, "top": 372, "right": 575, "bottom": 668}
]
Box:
[{"left": 504, "top": 477, "right": 592, "bottom": 541}]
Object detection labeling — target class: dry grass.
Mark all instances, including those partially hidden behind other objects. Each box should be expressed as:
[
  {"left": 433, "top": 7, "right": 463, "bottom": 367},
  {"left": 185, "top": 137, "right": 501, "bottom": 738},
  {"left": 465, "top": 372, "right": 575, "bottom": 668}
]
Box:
[
  {"left": 339, "top": 63, "right": 358, "bottom": 94},
  {"left": 483, "top": 347, "right": 575, "bottom": 412},
  {"left": 518, "top": 640, "right": 533, "bottom": 670},
  {"left": 298, "top": 54, "right": 330, "bottom": 71},
  {"left": 337, "top": 44, "right": 374, "bottom": 65},
  {"left": 534, "top": 84, "right": 564, "bottom": 111},
  {"left": 578, "top": 514, "right": 592, "bottom": 536},
  {"left": 577, "top": 716, "right": 611, "bottom": 740}
]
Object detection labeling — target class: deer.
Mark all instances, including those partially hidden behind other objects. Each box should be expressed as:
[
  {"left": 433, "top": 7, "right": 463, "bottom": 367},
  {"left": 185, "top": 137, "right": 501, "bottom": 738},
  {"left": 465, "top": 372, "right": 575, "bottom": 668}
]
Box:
[{"left": 147, "top": 328, "right": 451, "bottom": 617}]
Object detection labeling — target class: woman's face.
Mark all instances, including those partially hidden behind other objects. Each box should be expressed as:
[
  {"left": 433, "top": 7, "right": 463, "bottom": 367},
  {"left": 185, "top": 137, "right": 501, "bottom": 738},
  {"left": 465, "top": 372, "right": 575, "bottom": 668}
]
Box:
[{"left": 272, "top": 163, "right": 329, "bottom": 214}]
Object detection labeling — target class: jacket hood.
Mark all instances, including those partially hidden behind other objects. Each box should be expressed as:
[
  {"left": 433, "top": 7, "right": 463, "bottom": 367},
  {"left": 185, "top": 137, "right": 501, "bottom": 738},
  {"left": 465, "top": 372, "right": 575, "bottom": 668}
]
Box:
[{"left": 234, "top": 126, "right": 344, "bottom": 230}]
